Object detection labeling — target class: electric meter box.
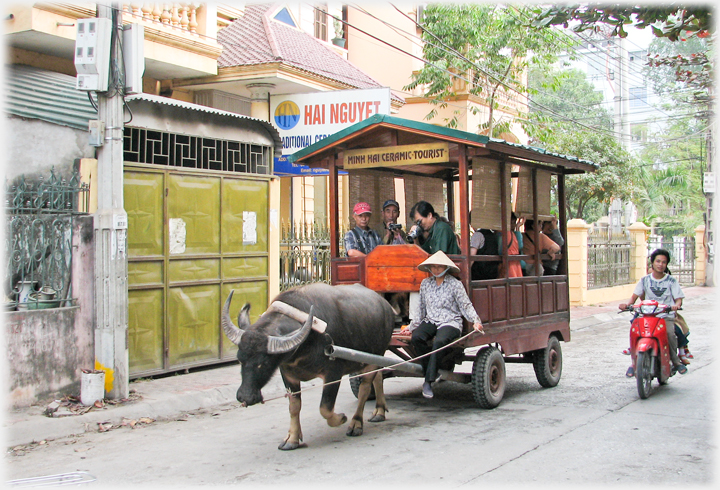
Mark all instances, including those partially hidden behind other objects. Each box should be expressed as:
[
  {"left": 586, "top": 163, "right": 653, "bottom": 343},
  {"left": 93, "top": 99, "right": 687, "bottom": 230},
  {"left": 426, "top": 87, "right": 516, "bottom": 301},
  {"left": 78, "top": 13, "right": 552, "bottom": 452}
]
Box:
[{"left": 74, "top": 18, "right": 112, "bottom": 91}]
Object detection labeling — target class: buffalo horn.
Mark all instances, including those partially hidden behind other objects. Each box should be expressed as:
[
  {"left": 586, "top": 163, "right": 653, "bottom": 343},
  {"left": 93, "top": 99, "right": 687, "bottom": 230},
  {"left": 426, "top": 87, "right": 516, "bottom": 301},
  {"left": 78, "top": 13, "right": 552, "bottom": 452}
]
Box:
[
  {"left": 266, "top": 305, "right": 315, "bottom": 354},
  {"left": 221, "top": 290, "right": 246, "bottom": 345}
]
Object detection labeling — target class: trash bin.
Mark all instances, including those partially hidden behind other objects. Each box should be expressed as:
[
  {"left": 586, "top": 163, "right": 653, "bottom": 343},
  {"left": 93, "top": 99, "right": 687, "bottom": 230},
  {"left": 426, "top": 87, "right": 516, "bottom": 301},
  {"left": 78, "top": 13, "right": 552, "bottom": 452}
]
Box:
[{"left": 80, "top": 369, "right": 105, "bottom": 406}]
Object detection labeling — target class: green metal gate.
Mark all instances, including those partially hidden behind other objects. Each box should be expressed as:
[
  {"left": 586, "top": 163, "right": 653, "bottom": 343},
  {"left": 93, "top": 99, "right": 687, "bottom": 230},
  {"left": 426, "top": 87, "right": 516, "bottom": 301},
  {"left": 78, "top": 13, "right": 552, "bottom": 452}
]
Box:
[{"left": 125, "top": 166, "right": 269, "bottom": 377}]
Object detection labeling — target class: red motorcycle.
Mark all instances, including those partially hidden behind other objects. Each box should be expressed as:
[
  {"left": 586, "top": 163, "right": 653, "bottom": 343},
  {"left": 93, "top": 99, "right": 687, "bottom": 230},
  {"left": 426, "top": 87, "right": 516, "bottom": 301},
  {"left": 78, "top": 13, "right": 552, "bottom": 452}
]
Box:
[{"left": 623, "top": 300, "right": 680, "bottom": 399}]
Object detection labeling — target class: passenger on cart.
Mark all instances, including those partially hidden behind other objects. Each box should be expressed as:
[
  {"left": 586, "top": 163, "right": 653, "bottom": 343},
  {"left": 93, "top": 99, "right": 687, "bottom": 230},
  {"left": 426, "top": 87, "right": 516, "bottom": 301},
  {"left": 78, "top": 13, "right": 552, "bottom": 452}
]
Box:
[
  {"left": 375, "top": 199, "right": 407, "bottom": 245},
  {"left": 522, "top": 219, "right": 560, "bottom": 276},
  {"left": 406, "top": 251, "right": 484, "bottom": 399},
  {"left": 408, "top": 201, "right": 460, "bottom": 255},
  {"left": 343, "top": 202, "right": 382, "bottom": 258}
]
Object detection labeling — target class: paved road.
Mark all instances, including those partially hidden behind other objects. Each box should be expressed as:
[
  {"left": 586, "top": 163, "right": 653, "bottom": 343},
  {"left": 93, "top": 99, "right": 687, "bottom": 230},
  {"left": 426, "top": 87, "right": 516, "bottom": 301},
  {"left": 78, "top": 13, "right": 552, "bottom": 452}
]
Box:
[{"left": 5, "top": 290, "right": 715, "bottom": 486}]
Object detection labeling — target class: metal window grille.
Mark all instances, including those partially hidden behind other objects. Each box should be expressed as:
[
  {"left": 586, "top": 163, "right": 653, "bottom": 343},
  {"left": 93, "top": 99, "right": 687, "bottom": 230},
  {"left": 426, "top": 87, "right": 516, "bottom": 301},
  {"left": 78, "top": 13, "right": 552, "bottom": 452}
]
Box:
[
  {"left": 123, "top": 127, "right": 271, "bottom": 175},
  {"left": 587, "top": 228, "right": 633, "bottom": 289},
  {"left": 4, "top": 169, "right": 90, "bottom": 310}
]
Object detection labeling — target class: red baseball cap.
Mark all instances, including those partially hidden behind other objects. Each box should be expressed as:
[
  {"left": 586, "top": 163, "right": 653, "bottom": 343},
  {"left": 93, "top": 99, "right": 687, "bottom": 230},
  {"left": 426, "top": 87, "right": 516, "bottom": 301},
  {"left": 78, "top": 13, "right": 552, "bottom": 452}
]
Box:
[{"left": 353, "top": 202, "right": 372, "bottom": 215}]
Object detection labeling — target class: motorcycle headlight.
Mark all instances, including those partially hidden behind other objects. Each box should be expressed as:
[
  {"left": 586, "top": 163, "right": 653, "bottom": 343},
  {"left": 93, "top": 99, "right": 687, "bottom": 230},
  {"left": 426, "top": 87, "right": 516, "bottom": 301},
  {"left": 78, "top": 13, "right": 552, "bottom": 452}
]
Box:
[{"left": 640, "top": 304, "right": 657, "bottom": 315}]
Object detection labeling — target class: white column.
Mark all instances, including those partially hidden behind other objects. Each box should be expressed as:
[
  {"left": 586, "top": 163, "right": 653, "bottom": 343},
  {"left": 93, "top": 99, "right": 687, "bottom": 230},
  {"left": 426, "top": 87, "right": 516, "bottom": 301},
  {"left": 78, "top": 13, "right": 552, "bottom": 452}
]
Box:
[
  {"left": 94, "top": 2, "right": 129, "bottom": 400},
  {"left": 247, "top": 83, "right": 275, "bottom": 121}
]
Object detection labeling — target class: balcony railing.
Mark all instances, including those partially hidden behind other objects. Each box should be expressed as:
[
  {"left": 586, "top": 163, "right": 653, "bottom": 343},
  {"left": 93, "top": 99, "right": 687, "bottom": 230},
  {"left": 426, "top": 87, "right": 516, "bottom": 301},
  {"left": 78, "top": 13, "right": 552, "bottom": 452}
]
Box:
[{"left": 122, "top": 3, "right": 200, "bottom": 34}]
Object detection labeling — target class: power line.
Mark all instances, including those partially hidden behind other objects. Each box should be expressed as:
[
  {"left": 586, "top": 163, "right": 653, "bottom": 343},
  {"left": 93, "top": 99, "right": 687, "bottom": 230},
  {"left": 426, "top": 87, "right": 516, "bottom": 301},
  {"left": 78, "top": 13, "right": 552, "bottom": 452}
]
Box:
[{"left": 117, "top": 3, "right": 706, "bottom": 146}]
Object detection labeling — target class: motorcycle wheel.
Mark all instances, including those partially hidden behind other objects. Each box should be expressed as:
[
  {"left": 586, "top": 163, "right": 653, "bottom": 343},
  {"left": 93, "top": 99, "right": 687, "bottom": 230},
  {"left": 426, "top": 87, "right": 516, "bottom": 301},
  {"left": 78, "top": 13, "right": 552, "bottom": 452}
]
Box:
[{"left": 635, "top": 351, "right": 653, "bottom": 399}]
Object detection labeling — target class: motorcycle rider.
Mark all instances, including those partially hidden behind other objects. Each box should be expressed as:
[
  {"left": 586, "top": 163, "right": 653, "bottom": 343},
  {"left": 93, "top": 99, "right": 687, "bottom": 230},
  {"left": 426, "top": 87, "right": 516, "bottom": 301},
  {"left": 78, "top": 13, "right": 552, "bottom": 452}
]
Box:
[{"left": 619, "top": 248, "right": 687, "bottom": 376}]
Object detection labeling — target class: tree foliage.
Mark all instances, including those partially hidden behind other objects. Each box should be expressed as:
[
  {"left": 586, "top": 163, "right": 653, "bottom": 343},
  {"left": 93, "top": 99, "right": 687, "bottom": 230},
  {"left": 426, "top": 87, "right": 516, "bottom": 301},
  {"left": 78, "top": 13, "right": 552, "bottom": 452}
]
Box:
[
  {"left": 525, "top": 65, "right": 613, "bottom": 145},
  {"left": 525, "top": 64, "right": 635, "bottom": 221},
  {"left": 405, "top": 3, "right": 573, "bottom": 134},
  {"left": 548, "top": 127, "right": 636, "bottom": 221},
  {"left": 634, "top": 116, "right": 706, "bottom": 236},
  {"left": 530, "top": 3, "right": 712, "bottom": 234},
  {"left": 531, "top": 5, "right": 712, "bottom": 41},
  {"left": 530, "top": 4, "right": 714, "bottom": 91}
]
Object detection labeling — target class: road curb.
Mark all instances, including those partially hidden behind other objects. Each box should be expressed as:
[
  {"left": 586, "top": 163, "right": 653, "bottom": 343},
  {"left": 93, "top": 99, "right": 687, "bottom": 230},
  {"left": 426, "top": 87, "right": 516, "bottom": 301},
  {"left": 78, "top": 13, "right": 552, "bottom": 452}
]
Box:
[{"left": 4, "top": 370, "right": 302, "bottom": 448}]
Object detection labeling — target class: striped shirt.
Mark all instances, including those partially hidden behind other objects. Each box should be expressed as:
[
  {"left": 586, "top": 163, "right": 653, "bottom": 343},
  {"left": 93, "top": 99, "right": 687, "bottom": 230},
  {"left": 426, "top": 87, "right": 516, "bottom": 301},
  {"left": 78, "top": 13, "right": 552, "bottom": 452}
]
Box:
[{"left": 344, "top": 226, "right": 382, "bottom": 256}]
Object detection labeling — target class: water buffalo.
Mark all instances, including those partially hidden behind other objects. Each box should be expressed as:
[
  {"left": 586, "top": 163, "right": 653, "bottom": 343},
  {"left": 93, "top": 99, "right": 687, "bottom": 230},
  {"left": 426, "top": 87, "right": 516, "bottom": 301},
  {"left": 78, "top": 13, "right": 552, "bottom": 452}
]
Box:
[{"left": 222, "top": 282, "right": 395, "bottom": 450}]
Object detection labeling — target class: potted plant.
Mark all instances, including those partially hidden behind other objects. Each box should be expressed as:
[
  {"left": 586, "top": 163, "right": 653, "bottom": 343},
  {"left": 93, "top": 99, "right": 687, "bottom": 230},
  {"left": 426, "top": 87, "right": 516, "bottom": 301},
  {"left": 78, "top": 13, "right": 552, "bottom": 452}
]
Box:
[{"left": 331, "top": 19, "right": 345, "bottom": 48}]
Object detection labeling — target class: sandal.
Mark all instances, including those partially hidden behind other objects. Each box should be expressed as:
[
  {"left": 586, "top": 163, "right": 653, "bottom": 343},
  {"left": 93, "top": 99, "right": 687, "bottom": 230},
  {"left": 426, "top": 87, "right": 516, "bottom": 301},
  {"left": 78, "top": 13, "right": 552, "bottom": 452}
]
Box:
[
  {"left": 676, "top": 364, "right": 688, "bottom": 375},
  {"left": 679, "top": 354, "right": 690, "bottom": 365},
  {"left": 625, "top": 366, "right": 635, "bottom": 377},
  {"left": 685, "top": 348, "right": 694, "bottom": 359}
]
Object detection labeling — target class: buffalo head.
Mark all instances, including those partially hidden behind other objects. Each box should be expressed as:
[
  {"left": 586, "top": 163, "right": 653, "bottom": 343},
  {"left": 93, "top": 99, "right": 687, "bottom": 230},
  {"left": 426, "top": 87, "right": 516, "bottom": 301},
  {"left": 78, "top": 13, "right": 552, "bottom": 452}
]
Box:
[{"left": 222, "top": 290, "right": 314, "bottom": 406}]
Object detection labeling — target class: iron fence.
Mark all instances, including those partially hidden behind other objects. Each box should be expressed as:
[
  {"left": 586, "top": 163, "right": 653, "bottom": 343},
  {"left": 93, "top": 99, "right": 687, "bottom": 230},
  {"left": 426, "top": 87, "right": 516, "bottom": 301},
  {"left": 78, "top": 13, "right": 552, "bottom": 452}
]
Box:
[
  {"left": 280, "top": 220, "right": 338, "bottom": 291},
  {"left": 4, "top": 169, "right": 90, "bottom": 311},
  {"left": 587, "top": 227, "right": 633, "bottom": 289},
  {"left": 647, "top": 235, "right": 696, "bottom": 285}
]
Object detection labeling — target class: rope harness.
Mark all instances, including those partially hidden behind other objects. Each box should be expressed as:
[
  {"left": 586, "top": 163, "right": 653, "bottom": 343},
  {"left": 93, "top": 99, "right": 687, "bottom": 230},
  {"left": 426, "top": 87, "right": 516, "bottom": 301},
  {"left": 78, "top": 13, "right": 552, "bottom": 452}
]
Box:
[{"left": 260, "top": 329, "right": 481, "bottom": 403}]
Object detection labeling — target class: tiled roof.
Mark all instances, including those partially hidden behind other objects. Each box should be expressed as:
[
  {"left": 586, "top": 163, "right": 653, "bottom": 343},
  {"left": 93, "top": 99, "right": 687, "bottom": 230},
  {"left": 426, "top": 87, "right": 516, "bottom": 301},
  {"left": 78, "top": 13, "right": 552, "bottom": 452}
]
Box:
[{"left": 218, "top": 3, "right": 403, "bottom": 101}]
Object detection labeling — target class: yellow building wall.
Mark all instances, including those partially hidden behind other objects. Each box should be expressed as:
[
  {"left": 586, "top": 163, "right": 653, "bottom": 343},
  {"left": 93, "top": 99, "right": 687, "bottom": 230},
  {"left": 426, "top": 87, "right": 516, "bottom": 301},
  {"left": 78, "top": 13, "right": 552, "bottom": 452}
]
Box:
[{"left": 347, "top": 4, "right": 422, "bottom": 93}]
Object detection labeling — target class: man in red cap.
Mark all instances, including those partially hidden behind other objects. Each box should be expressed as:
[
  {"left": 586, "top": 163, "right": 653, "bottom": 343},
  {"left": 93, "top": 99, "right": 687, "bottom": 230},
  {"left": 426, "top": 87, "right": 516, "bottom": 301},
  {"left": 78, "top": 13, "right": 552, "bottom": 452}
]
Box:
[{"left": 344, "top": 202, "right": 382, "bottom": 257}]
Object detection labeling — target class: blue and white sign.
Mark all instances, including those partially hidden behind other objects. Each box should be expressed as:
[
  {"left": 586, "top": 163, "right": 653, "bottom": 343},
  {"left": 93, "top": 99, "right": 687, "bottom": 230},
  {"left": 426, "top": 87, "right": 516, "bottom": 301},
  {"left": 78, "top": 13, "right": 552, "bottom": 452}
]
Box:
[
  {"left": 273, "top": 155, "right": 347, "bottom": 177},
  {"left": 270, "top": 88, "right": 391, "bottom": 160}
]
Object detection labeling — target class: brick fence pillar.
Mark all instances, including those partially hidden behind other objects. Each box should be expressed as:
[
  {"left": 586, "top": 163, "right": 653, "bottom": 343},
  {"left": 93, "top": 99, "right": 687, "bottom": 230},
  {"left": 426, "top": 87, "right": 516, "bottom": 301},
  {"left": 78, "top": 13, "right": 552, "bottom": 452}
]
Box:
[
  {"left": 567, "top": 218, "right": 590, "bottom": 306},
  {"left": 695, "top": 224, "right": 706, "bottom": 286},
  {"left": 628, "top": 222, "right": 651, "bottom": 282}
]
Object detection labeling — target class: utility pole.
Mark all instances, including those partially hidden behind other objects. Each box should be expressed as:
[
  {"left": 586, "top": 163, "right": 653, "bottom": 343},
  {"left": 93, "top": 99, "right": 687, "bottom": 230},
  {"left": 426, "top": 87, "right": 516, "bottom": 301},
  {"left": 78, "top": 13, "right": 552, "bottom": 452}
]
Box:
[
  {"left": 614, "top": 36, "right": 631, "bottom": 151},
  {"left": 705, "top": 123, "right": 715, "bottom": 286},
  {"left": 94, "top": 2, "right": 129, "bottom": 399}
]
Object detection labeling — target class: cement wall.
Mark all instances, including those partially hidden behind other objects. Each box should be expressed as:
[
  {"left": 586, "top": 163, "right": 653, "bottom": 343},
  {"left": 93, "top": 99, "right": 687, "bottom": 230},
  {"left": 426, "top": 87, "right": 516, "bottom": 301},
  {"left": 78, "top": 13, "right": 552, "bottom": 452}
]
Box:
[
  {"left": 3, "top": 216, "right": 95, "bottom": 408},
  {"left": 3, "top": 307, "right": 93, "bottom": 408},
  {"left": 5, "top": 116, "right": 95, "bottom": 182}
]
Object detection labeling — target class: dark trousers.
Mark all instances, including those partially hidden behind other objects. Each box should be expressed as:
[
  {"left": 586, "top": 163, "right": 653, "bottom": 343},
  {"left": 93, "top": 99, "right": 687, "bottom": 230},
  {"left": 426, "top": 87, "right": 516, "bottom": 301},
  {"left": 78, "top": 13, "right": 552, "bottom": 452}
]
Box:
[
  {"left": 410, "top": 322, "right": 461, "bottom": 383},
  {"left": 675, "top": 324, "right": 689, "bottom": 348}
]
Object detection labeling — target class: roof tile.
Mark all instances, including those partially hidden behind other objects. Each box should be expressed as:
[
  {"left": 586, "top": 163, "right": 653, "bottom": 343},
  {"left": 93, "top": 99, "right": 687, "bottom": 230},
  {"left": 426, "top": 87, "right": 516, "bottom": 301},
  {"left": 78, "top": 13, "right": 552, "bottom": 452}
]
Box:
[{"left": 218, "top": 4, "right": 392, "bottom": 92}]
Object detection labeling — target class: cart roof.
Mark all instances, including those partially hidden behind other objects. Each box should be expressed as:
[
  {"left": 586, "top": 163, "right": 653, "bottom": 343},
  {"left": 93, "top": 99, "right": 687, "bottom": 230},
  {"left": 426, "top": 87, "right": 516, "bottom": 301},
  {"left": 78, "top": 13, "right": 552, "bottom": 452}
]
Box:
[{"left": 288, "top": 114, "right": 597, "bottom": 176}]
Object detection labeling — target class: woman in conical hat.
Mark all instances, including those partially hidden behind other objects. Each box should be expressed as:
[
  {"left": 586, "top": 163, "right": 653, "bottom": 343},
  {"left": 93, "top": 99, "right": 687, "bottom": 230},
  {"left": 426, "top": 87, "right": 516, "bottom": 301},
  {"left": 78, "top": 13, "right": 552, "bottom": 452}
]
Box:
[
  {"left": 408, "top": 251, "right": 484, "bottom": 399},
  {"left": 417, "top": 250, "right": 460, "bottom": 275}
]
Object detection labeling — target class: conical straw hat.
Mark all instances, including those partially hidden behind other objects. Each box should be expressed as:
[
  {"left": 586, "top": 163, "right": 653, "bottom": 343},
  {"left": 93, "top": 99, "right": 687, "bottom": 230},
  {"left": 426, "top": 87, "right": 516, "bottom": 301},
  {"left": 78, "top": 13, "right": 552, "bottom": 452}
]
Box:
[{"left": 418, "top": 251, "right": 460, "bottom": 274}]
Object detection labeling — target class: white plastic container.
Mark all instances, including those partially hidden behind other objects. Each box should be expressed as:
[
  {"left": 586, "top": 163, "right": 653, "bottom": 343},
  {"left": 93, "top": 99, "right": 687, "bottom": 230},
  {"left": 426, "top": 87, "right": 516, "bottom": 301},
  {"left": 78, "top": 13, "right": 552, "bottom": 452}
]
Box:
[{"left": 80, "top": 370, "right": 105, "bottom": 406}]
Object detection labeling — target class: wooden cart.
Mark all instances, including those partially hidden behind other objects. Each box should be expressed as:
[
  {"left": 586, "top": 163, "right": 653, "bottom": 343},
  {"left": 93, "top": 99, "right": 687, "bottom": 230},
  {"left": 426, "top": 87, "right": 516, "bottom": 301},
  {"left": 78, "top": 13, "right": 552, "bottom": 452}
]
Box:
[{"left": 289, "top": 115, "right": 597, "bottom": 408}]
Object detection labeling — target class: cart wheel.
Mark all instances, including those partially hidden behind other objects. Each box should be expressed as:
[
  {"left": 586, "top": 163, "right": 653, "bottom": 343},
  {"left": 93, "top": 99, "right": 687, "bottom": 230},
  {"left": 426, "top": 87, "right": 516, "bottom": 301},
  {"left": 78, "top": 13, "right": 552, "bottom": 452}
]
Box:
[
  {"left": 533, "top": 335, "right": 563, "bottom": 388},
  {"left": 349, "top": 373, "right": 376, "bottom": 400},
  {"left": 635, "top": 351, "right": 653, "bottom": 399},
  {"left": 471, "top": 347, "right": 506, "bottom": 409}
]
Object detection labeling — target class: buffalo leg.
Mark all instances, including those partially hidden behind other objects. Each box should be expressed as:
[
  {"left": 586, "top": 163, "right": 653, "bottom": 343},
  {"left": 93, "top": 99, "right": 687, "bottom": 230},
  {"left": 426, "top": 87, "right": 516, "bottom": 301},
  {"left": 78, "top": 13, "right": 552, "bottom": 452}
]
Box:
[
  {"left": 368, "top": 371, "right": 387, "bottom": 423},
  {"left": 318, "top": 377, "right": 347, "bottom": 428},
  {"left": 278, "top": 376, "right": 304, "bottom": 451},
  {"left": 346, "top": 366, "right": 377, "bottom": 436}
]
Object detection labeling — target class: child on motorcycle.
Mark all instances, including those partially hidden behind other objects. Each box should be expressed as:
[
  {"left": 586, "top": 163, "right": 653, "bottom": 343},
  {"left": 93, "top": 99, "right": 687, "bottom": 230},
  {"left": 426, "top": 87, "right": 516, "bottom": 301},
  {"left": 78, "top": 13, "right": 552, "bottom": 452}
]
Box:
[{"left": 619, "top": 248, "right": 688, "bottom": 377}]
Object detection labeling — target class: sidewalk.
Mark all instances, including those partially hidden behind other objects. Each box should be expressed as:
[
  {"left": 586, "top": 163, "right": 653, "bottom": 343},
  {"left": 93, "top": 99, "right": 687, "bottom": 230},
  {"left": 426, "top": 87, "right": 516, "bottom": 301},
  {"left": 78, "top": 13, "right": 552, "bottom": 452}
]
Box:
[{"left": 4, "top": 286, "right": 714, "bottom": 448}]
